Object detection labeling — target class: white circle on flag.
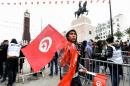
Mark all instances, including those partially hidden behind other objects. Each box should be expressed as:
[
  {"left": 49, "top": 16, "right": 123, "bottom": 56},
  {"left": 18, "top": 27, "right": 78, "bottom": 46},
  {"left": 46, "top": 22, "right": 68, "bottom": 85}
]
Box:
[
  {"left": 39, "top": 37, "right": 52, "bottom": 52},
  {"left": 96, "top": 81, "right": 102, "bottom": 86}
]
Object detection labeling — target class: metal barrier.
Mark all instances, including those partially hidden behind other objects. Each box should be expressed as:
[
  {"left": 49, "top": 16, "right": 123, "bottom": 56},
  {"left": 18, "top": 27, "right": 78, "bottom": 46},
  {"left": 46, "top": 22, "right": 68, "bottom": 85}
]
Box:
[
  {"left": 17, "top": 57, "right": 45, "bottom": 83},
  {"left": 16, "top": 51, "right": 130, "bottom": 85},
  {"left": 122, "top": 51, "right": 130, "bottom": 64},
  {"left": 80, "top": 57, "right": 130, "bottom": 86}
]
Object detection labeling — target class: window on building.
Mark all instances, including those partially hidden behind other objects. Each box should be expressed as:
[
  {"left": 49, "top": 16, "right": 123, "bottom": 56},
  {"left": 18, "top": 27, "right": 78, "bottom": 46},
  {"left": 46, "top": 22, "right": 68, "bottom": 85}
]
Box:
[
  {"left": 89, "top": 31, "right": 92, "bottom": 34},
  {"left": 113, "top": 22, "right": 115, "bottom": 25},
  {"left": 117, "top": 24, "right": 120, "bottom": 27},
  {"left": 108, "top": 21, "right": 110, "bottom": 24},
  {"left": 117, "top": 18, "right": 119, "bottom": 21},
  {"left": 117, "top": 28, "right": 120, "bottom": 31},
  {"left": 108, "top": 30, "right": 111, "bottom": 34},
  {"left": 107, "top": 25, "right": 110, "bottom": 28}
]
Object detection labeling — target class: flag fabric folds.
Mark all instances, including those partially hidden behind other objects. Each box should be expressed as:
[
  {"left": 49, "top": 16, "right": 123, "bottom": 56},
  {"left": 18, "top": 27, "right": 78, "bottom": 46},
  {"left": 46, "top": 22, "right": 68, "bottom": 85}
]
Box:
[
  {"left": 93, "top": 73, "right": 107, "bottom": 86},
  {"left": 58, "top": 42, "right": 79, "bottom": 86},
  {"left": 21, "top": 24, "right": 67, "bottom": 72}
]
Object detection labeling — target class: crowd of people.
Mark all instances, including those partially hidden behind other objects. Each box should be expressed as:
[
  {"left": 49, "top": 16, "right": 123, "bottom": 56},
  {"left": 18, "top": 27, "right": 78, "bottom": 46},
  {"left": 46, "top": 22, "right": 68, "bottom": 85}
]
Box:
[
  {"left": 0, "top": 39, "right": 22, "bottom": 86},
  {"left": 57, "top": 29, "right": 130, "bottom": 86},
  {"left": 0, "top": 29, "right": 130, "bottom": 86}
]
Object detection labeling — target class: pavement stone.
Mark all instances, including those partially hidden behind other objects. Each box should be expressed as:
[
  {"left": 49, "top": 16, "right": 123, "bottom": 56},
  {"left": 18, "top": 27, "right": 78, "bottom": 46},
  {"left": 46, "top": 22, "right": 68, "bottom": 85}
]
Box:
[{"left": 0, "top": 67, "right": 60, "bottom": 86}]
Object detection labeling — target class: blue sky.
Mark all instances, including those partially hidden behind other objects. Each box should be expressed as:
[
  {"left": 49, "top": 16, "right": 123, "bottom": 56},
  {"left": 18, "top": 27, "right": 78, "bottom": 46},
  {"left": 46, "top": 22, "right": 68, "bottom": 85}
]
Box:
[{"left": 0, "top": 0, "right": 130, "bottom": 42}]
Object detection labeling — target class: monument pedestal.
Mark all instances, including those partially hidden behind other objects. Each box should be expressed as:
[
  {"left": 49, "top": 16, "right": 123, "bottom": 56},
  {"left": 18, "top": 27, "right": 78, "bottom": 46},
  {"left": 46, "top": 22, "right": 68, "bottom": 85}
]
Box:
[{"left": 70, "top": 15, "right": 96, "bottom": 42}]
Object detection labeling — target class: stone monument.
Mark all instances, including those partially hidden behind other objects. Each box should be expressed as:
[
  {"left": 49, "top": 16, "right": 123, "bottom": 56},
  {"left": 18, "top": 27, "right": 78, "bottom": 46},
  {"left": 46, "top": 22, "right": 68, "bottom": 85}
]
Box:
[{"left": 70, "top": 15, "right": 96, "bottom": 42}]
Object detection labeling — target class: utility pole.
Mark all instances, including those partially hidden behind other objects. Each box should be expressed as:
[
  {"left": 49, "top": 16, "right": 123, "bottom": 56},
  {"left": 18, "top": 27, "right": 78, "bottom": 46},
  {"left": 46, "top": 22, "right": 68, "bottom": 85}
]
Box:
[{"left": 109, "top": 0, "right": 113, "bottom": 37}]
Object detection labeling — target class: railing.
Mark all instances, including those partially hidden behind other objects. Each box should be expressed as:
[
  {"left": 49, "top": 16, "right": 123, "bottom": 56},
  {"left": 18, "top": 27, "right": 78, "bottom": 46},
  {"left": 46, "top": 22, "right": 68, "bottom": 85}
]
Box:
[
  {"left": 16, "top": 51, "right": 130, "bottom": 86},
  {"left": 79, "top": 51, "right": 130, "bottom": 86},
  {"left": 17, "top": 57, "right": 45, "bottom": 83}
]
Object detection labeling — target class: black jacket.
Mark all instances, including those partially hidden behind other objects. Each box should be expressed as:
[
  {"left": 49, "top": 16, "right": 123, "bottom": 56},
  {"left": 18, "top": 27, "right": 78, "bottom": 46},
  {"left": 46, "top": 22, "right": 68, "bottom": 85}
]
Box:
[{"left": 0, "top": 44, "right": 8, "bottom": 62}]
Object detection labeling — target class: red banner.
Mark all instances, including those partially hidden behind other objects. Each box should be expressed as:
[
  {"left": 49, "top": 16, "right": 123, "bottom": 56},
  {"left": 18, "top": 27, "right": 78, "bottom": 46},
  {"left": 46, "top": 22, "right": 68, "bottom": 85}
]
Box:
[
  {"left": 93, "top": 74, "right": 107, "bottom": 86},
  {"left": 58, "top": 43, "right": 79, "bottom": 86},
  {"left": 21, "top": 24, "right": 67, "bottom": 72}
]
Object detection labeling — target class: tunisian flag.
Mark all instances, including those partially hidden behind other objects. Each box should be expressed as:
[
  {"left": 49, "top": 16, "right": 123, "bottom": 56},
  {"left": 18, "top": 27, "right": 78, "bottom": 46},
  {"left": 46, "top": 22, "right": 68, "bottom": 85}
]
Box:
[
  {"left": 21, "top": 24, "right": 67, "bottom": 72},
  {"left": 93, "top": 73, "right": 107, "bottom": 86}
]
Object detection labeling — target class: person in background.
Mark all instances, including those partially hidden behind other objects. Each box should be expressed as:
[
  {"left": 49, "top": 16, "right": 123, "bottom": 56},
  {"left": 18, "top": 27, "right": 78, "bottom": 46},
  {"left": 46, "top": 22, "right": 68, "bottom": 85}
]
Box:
[
  {"left": 121, "top": 41, "right": 129, "bottom": 64},
  {"left": 80, "top": 40, "right": 87, "bottom": 67},
  {"left": 127, "top": 40, "right": 130, "bottom": 57},
  {"left": 0, "top": 40, "right": 9, "bottom": 82},
  {"left": 49, "top": 51, "right": 59, "bottom": 76},
  {"left": 92, "top": 40, "right": 107, "bottom": 72},
  {"left": 86, "top": 39, "right": 93, "bottom": 59},
  {"left": 6, "top": 39, "right": 21, "bottom": 86},
  {"left": 106, "top": 36, "right": 123, "bottom": 86}
]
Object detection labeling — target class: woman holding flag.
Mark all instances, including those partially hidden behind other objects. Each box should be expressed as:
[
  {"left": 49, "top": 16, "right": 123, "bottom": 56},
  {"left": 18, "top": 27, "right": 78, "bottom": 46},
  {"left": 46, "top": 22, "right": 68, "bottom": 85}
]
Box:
[{"left": 58, "top": 29, "right": 87, "bottom": 86}]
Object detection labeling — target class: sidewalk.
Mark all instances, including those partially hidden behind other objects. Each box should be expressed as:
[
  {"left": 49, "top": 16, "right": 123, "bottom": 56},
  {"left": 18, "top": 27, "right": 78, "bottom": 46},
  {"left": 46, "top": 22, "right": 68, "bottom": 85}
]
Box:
[
  {"left": 0, "top": 68, "right": 60, "bottom": 86},
  {"left": 0, "top": 67, "right": 129, "bottom": 86}
]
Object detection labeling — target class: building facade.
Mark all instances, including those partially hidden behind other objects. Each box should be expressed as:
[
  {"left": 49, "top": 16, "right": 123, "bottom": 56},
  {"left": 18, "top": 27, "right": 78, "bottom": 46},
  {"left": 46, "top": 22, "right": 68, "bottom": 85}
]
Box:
[{"left": 96, "top": 14, "right": 127, "bottom": 40}]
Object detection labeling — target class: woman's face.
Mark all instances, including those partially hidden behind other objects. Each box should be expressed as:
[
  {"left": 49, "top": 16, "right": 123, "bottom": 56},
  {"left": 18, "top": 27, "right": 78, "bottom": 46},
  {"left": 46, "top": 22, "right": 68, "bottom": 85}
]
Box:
[{"left": 68, "top": 31, "right": 77, "bottom": 43}]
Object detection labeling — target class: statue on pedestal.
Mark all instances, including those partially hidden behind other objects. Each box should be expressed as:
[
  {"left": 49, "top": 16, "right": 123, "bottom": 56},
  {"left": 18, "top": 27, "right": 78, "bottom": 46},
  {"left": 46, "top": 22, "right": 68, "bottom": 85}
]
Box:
[{"left": 74, "top": 1, "right": 89, "bottom": 18}]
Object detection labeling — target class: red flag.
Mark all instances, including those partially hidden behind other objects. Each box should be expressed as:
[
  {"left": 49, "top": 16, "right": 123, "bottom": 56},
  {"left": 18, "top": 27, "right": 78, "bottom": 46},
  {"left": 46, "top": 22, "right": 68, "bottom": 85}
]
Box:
[
  {"left": 58, "top": 42, "right": 79, "bottom": 86},
  {"left": 21, "top": 24, "right": 67, "bottom": 72},
  {"left": 93, "top": 74, "right": 107, "bottom": 86}
]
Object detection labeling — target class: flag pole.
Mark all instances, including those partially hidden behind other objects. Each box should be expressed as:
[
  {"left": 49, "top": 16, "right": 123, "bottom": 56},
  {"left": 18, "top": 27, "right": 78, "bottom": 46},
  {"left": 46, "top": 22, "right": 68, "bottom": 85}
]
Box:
[
  {"left": 41, "top": 17, "right": 42, "bottom": 31},
  {"left": 109, "top": 0, "right": 113, "bottom": 37}
]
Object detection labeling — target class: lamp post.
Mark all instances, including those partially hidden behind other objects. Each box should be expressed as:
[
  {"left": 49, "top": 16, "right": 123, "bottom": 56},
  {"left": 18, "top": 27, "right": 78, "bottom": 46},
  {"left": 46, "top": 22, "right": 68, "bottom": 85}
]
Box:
[{"left": 109, "top": 0, "right": 113, "bottom": 37}]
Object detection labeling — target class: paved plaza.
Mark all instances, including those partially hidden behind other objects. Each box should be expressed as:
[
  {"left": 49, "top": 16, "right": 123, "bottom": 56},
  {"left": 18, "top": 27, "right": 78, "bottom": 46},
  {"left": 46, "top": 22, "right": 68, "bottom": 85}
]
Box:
[
  {"left": 0, "top": 66, "right": 130, "bottom": 86},
  {"left": 0, "top": 68, "right": 60, "bottom": 86}
]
